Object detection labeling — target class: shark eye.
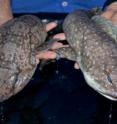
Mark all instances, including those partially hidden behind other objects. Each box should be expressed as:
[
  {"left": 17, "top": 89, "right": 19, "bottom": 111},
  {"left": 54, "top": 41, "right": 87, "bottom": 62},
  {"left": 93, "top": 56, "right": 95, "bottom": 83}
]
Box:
[
  {"left": 107, "top": 74, "right": 113, "bottom": 84},
  {"left": 103, "top": 68, "right": 113, "bottom": 84}
]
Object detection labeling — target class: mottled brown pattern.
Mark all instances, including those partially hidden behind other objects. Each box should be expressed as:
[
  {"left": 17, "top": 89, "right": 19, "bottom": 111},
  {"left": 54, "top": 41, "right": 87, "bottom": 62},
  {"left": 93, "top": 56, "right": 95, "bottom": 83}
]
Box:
[
  {"left": 0, "top": 15, "right": 47, "bottom": 102},
  {"left": 56, "top": 10, "right": 117, "bottom": 100}
]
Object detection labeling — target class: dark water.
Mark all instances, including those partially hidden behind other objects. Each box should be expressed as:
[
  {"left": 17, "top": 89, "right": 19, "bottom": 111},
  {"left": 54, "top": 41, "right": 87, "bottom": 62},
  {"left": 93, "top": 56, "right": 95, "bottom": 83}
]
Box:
[{"left": 0, "top": 59, "right": 117, "bottom": 124}]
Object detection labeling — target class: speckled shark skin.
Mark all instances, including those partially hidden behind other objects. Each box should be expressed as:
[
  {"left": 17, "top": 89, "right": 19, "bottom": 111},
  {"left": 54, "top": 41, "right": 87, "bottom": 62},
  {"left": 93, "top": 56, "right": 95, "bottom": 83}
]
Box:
[
  {"left": 55, "top": 10, "right": 117, "bottom": 101},
  {"left": 0, "top": 15, "right": 47, "bottom": 102}
]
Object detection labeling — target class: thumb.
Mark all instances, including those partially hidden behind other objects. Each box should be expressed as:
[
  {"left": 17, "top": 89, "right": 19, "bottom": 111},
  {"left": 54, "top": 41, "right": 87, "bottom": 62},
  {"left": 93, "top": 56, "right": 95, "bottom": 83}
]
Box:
[
  {"left": 46, "top": 22, "right": 57, "bottom": 32},
  {"left": 74, "top": 62, "right": 80, "bottom": 69}
]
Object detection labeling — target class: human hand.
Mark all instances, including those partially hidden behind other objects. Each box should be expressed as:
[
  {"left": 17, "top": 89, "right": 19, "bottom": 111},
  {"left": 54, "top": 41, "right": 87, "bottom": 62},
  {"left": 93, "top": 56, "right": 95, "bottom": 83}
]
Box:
[
  {"left": 106, "top": 2, "right": 117, "bottom": 12},
  {"left": 0, "top": 0, "right": 13, "bottom": 26},
  {"left": 36, "top": 22, "right": 68, "bottom": 62},
  {"left": 101, "top": 2, "right": 117, "bottom": 21},
  {"left": 36, "top": 22, "right": 80, "bottom": 69},
  {"left": 111, "top": 12, "right": 117, "bottom": 25}
]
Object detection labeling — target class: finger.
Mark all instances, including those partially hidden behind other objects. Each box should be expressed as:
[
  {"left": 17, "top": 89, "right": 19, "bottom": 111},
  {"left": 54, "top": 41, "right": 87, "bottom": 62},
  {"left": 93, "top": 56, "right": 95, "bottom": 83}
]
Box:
[
  {"left": 36, "top": 50, "right": 56, "bottom": 62},
  {"left": 53, "top": 33, "right": 66, "bottom": 40},
  {"left": 51, "top": 42, "right": 69, "bottom": 50},
  {"left": 106, "top": 2, "right": 117, "bottom": 12},
  {"left": 46, "top": 22, "right": 57, "bottom": 32},
  {"left": 111, "top": 12, "right": 117, "bottom": 25},
  {"left": 101, "top": 10, "right": 114, "bottom": 20},
  {"left": 74, "top": 62, "right": 80, "bottom": 69}
]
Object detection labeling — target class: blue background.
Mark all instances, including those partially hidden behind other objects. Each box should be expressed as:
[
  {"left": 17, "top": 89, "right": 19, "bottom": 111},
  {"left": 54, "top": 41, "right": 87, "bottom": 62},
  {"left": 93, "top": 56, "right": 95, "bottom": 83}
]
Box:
[{"left": 11, "top": 0, "right": 106, "bottom": 13}]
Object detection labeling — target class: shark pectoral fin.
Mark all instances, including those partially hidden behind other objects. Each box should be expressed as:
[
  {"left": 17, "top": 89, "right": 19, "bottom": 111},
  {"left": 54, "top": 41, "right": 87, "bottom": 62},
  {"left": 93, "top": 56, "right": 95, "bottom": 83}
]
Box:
[{"left": 54, "top": 47, "right": 76, "bottom": 61}]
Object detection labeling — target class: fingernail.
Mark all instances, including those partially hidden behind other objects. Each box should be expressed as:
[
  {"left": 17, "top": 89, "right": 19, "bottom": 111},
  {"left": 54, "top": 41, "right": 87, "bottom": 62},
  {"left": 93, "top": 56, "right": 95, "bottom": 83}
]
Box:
[
  {"left": 74, "top": 63, "right": 80, "bottom": 69},
  {"left": 36, "top": 58, "right": 40, "bottom": 64},
  {"left": 53, "top": 20, "right": 58, "bottom": 25},
  {"left": 56, "top": 52, "right": 61, "bottom": 60}
]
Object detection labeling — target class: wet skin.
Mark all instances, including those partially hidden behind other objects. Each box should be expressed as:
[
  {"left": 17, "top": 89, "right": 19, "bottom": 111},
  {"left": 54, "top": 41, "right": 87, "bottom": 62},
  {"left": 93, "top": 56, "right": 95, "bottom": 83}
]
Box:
[
  {"left": 54, "top": 10, "right": 117, "bottom": 101},
  {"left": 0, "top": 9, "right": 117, "bottom": 102},
  {"left": 0, "top": 15, "right": 47, "bottom": 102}
]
